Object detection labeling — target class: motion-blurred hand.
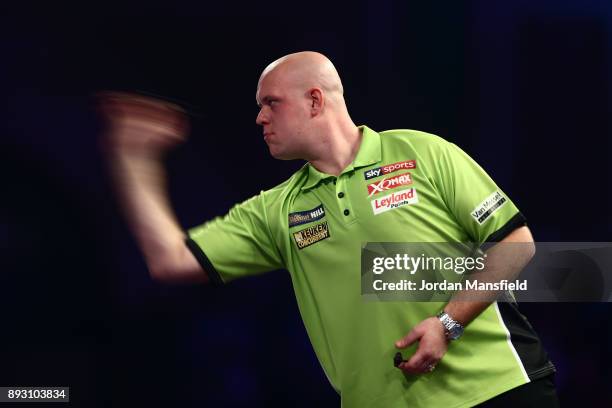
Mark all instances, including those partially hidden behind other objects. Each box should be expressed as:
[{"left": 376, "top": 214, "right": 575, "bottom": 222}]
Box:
[
  {"left": 97, "top": 91, "right": 190, "bottom": 156},
  {"left": 96, "top": 92, "right": 205, "bottom": 283}
]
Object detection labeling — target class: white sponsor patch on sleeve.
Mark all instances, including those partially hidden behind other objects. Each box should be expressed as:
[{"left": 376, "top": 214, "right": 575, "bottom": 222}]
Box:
[{"left": 470, "top": 191, "right": 507, "bottom": 224}]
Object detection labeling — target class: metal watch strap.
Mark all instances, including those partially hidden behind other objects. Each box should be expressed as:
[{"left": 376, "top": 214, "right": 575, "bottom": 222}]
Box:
[{"left": 437, "top": 311, "right": 464, "bottom": 340}]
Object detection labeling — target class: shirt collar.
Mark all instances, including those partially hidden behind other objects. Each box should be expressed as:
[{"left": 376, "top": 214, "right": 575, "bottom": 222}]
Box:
[{"left": 301, "top": 125, "right": 382, "bottom": 191}]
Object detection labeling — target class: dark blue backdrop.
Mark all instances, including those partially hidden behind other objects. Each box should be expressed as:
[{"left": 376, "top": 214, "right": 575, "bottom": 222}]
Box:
[{"left": 1, "top": 1, "right": 611, "bottom": 406}]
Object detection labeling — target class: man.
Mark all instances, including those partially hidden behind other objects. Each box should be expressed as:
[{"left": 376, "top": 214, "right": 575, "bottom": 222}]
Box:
[{"left": 99, "top": 51, "right": 558, "bottom": 407}]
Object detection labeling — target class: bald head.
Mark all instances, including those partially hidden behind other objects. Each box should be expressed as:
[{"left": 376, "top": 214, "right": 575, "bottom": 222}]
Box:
[
  {"left": 255, "top": 51, "right": 358, "bottom": 164},
  {"left": 257, "top": 51, "right": 345, "bottom": 106}
]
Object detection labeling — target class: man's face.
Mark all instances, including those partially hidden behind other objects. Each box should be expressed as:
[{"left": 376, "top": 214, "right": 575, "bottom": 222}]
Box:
[{"left": 255, "top": 70, "right": 311, "bottom": 160}]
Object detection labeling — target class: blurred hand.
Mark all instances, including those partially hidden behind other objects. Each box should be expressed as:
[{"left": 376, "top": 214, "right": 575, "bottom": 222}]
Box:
[{"left": 97, "top": 91, "right": 190, "bottom": 156}]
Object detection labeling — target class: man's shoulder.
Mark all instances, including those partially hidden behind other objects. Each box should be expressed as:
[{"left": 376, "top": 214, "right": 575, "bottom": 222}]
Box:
[
  {"left": 379, "top": 128, "right": 450, "bottom": 147},
  {"left": 377, "top": 129, "right": 455, "bottom": 161}
]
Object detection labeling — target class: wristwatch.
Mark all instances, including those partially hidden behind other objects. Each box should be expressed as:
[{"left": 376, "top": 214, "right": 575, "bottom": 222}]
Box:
[{"left": 437, "top": 311, "right": 465, "bottom": 340}]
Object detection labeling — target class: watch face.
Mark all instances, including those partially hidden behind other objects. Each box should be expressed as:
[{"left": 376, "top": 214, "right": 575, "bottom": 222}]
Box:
[{"left": 449, "top": 326, "right": 464, "bottom": 340}]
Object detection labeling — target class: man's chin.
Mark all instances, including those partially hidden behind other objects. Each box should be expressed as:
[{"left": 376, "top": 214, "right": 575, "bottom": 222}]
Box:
[{"left": 268, "top": 147, "right": 295, "bottom": 161}]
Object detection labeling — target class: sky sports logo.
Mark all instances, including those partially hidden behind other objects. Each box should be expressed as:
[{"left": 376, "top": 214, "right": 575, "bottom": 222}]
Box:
[
  {"left": 371, "top": 188, "right": 419, "bottom": 215},
  {"left": 367, "top": 172, "right": 413, "bottom": 196},
  {"left": 364, "top": 160, "right": 417, "bottom": 180}
]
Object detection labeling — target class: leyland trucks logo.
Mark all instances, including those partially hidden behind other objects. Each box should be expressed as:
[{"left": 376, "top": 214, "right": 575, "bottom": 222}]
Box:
[
  {"left": 288, "top": 205, "right": 326, "bottom": 227},
  {"left": 471, "top": 191, "right": 507, "bottom": 224},
  {"left": 367, "top": 172, "right": 413, "bottom": 196},
  {"left": 364, "top": 160, "right": 417, "bottom": 180},
  {"left": 371, "top": 188, "right": 419, "bottom": 215}
]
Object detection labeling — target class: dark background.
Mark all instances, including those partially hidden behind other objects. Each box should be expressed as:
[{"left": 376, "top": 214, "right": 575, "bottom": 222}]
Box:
[{"left": 1, "top": 0, "right": 611, "bottom": 406}]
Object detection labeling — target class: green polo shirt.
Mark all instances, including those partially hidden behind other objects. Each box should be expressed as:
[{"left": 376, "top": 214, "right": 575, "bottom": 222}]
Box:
[{"left": 187, "top": 126, "right": 553, "bottom": 407}]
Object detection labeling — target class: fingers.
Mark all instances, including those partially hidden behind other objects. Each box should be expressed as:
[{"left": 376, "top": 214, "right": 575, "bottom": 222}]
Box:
[
  {"left": 397, "top": 357, "right": 438, "bottom": 374},
  {"left": 395, "top": 327, "right": 436, "bottom": 374},
  {"left": 96, "top": 91, "right": 188, "bottom": 130},
  {"left": 395, "top": 317, "right": 448, "bottom": 375},
  {"left": 96, "top": 91, "right": 186, "bottom": 117},
  {"left": 399, "top": 361, "right": 437, "bottom": 374},
  {"left": 95, "top": 91, "right": 190, "bottom": 154},
  {"left": 397, "top": 339, "right": 444, "bottom": 374},
  {"left": 395, "top": 328, "right": 420, "bottom": 349},
  {"left": 398, "top": 349, "right": 440, "bottom": 375}
]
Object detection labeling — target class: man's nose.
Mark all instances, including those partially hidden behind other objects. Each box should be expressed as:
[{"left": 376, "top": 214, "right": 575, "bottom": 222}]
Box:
[{"left": 256, "top": 108, "right": 269, "bottom": 126}]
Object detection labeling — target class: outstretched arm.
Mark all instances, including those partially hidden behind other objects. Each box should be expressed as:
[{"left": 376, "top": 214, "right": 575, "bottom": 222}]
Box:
[{"left": 98, "top": 92, "right": 207, "bottom": 283}]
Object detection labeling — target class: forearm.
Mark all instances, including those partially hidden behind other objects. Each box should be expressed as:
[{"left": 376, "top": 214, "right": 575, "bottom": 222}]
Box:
[
  {"left": 107, "top": 150, "right": 205, "bottom": 281},
  {"left": 395, "top": 227, "right": 535, "bottom": 374},
  {"left": 443, "top": 226, "right": 535, "bottom": 326}
]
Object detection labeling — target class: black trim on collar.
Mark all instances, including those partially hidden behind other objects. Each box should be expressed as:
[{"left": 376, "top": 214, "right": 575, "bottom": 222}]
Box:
[{"left": 185, "top": 237, "right": 224, "bottom": 286}]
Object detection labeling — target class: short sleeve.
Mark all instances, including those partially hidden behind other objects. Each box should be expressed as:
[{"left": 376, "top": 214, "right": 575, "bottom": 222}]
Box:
[
  {"left": 186, "top": 193, "right": 284, "bottom": 284},
  {"left": 433, "top": 141, "right": 526, "bottom": 244}
]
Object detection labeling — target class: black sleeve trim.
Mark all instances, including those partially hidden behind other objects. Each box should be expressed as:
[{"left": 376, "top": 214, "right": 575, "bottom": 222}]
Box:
[
  {"left": 185, "top": 237, "right": 224, "bottom": 286},
  {"left": 484, "top": 212, "right": 528, "bottom": 243}
]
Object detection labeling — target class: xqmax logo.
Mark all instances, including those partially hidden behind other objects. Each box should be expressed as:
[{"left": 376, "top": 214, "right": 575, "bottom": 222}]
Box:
[
  {"left": 364, "top": 160, "right": 417, "bottom": 180},
  {"left": 367, "top": 172, "right": 413, "bottom": 196}
]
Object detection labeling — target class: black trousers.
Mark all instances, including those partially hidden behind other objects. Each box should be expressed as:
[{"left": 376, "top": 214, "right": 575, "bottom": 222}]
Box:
[{"left": 475, "top": 374, "right": 559, "bottom": 408}]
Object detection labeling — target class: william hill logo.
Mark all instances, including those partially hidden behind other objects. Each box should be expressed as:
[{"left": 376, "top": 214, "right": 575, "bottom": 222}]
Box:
[{"left": 289, "top": 205, "right": 325, "bottom": 227}]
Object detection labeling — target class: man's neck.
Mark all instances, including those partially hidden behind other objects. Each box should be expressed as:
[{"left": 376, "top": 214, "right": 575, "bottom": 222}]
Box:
[{"left": 308, "top": 124, "right": 362, "bottom": 176}]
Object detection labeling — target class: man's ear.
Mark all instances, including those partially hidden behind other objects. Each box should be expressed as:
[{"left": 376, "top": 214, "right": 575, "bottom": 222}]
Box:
[{"left": 309, "top": 88, "right": 324, "bottom": 116}]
